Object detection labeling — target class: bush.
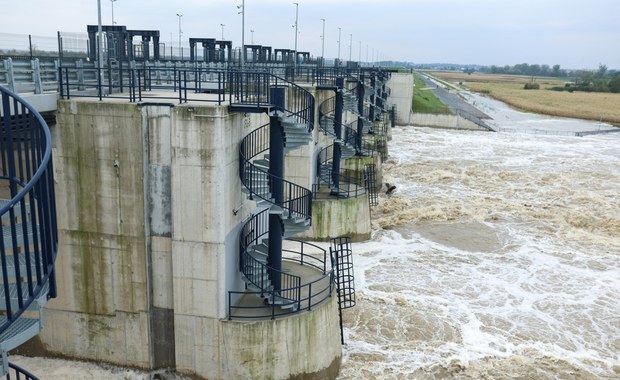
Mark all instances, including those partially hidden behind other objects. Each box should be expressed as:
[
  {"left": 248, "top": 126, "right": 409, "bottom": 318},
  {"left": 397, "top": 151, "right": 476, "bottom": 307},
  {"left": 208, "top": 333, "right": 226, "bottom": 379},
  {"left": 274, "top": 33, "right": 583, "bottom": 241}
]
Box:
[
  {"left": 609, "top": 76, "right": 620, "bottom": 93},
  {"left": 523, "top": 82, "right": 540, "bottom": 90}
]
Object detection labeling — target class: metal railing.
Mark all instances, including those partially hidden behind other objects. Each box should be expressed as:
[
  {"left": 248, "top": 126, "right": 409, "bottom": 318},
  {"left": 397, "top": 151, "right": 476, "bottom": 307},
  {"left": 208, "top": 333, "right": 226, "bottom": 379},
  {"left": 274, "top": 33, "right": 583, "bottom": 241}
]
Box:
[
  {"left": 314, "top": 144, "right": 367, "bottom": 199},
  {"left": 4, "top": 363, "right": 39, "bottom": 380},
  {"left": 239, "top": 124, "right": 312, "bottom": 220},
  {"left": 231, "top": 211, "right": 334, "bottom": 320},
  {"left": 59, "top": 62, "right": 229, "bottom": 104},
  {"left": 0, "top": 85, "right": 57, "bottom": 335}
]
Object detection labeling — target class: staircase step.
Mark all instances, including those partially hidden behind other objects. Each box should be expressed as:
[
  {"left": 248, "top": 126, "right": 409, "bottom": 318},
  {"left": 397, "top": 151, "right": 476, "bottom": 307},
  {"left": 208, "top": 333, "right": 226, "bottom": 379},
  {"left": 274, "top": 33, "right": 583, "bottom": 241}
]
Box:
[
  {"left": 0, "top": 316, "right": 41, "bottom": 352},
  {"left": 253, "top": 159, "right": 270, "bottom": 170},
  {"left": 0, "top": 282, "right": 49, "bottom": 312}
]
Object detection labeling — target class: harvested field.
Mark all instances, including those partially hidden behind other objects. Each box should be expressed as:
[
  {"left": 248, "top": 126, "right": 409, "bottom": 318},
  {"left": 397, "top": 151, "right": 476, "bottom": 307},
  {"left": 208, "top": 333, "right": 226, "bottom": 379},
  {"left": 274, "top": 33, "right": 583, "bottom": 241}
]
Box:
[{"left": 428, "top": 71, "right": 620, "bottom": 125}]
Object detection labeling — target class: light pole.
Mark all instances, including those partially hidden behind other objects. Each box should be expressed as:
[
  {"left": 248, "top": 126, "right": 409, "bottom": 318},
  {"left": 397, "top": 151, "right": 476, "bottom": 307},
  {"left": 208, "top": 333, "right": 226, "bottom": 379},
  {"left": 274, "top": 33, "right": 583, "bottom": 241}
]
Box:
[
  {"left": 293, "top": 2, "right": 299, "bottom": 73},
  {"left": 250, "top": 29, "right": 254, "bottom": 44},
  {"left": 320, "top": 18, "right": 325, "bottom": 64},
  {"left": 97, "top": 0, "right": 103, "bottom": 67},
  {"left": 349, "top": 33, "right": 352, "bottom": 62},
  {"left": 220, "top": 23, "right": 225, "bottom": 40},
  {"left": 110, "top": 0, "right": 117, "bottom": 25},
  {"left": 358, "top": 40, "right": 361, "bottom": 64},
  {"left": 337, "top": 27, "right": 341, "bottom": 65},
  {"left": 176, "top": 13, "right": 183, "bottom": 59},
  {"left": 238, "top": 0, "right": 244, "bottom": 67}
]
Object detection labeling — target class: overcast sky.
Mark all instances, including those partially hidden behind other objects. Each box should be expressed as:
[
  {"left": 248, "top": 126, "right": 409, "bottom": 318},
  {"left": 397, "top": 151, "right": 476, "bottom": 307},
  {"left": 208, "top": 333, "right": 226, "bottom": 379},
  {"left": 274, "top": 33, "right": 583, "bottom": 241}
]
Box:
[{"left": 2, "top": 0, "right": 619, "bottom": 69}]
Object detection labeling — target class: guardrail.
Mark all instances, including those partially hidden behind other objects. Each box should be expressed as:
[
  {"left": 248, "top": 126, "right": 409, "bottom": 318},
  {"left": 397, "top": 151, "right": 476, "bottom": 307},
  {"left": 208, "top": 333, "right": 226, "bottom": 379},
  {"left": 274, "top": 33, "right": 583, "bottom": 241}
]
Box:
[
  {"left": 0, "top": 85, "right": 57, "bottom": 332},
  {"left": 231, "top": 209, "right": 334, "bottom": 319}
]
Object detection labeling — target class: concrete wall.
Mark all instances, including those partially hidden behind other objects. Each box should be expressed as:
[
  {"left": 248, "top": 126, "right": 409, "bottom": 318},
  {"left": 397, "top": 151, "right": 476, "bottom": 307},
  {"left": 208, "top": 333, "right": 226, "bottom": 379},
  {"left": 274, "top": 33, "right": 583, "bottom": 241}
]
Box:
[
  {"left": 46, "top": 97, "right": 343, "bottom": 379},
  {"left": 387, "top": 73, "right": 414, "bottom": 125},
  {"left": 409, "top": 112, "right": 489, "bottom": 131},
  {"left": 47, "top": 100, "right": 152, "bottom": 367}
]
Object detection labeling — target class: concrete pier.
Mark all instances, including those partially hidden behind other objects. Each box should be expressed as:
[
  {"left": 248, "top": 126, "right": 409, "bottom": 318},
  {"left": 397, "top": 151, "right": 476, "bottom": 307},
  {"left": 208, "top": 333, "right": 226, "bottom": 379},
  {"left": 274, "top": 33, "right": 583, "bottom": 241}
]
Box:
[{"left": 40, "top": 95, "right": 343, "bottom": 379}]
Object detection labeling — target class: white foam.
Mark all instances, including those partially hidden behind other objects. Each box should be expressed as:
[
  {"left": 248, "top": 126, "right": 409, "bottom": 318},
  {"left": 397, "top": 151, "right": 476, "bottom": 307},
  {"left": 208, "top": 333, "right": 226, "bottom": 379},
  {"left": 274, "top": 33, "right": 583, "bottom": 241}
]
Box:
[{"left": 339, "top": 126, "right": 620, "bottom": 379}]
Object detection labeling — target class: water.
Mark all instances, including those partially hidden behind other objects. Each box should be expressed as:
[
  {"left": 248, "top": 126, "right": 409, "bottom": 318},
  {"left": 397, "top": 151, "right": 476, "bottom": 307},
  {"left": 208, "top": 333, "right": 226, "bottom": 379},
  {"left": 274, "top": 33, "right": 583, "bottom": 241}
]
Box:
[
  {"left": 460, "top": 91, "right": 617, "bottom": 135},
  {"left": 338, "top": 126, "right": 620, "bottom": 379}
]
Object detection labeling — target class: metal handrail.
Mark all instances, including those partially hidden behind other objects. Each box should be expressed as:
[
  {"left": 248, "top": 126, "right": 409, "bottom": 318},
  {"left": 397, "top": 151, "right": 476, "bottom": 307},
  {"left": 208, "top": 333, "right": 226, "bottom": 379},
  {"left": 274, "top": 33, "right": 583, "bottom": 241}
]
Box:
[
  {"left": 0, "top": 85, "right": 57, "bottom": 335},
  {"left": 6, "top": 362, "right": 40, "bottom": 379},
  {"left": 314, "top": 144, "right": 367, "bottom": 199},
  {"left": 58, "top": 63, "right": 229, "bottom": 104},
  {"left": 230, "top": 233, "right": 334, "bottom": 320},
  {"left": 239, "top": 124, "right": 312, "bottom": 221}
]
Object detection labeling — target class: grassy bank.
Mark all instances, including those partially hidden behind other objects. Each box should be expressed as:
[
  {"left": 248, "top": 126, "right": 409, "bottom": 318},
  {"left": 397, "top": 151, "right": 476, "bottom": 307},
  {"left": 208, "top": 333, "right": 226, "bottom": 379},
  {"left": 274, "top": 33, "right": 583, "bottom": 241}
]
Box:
[
  {"left": 428, "top": 71, "right": 620, "bottom": 125},
  {"left": 412, "top": 73, "right": 451, "bottom": 114}
]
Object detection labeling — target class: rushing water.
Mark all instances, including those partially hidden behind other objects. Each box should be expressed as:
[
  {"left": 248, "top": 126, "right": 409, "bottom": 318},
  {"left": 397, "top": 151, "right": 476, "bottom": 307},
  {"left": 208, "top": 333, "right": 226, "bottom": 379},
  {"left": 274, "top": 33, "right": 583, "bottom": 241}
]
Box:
[{"left": 337, "top": 126, "right": 620, "bottom": 379}]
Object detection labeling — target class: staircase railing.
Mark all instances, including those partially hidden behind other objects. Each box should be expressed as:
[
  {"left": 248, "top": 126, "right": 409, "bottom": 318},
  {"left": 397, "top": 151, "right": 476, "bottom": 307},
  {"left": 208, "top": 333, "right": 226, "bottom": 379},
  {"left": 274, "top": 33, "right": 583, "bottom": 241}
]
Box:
[
  {"left": 314, "top": 144, "right": 366, "bottom": 199},
  {"left": 0, "top": 85, "right": 57, "bottom": 378},
  {"left": 239, "top": 124, "right": 312, "bottom": 220},
  {"left": 231, "top": 205, "right": 333, "bottom": 320}
]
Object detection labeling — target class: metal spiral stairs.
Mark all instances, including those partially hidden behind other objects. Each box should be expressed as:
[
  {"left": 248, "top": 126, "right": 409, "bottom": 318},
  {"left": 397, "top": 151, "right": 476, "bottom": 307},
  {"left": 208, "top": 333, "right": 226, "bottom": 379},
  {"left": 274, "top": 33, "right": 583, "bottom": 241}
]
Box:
[
  {"left": 235, "top": 73, "right": 314, "bottom": 312},
  {"left": 0, "top": 86, "right": 57, "bottom": 379},
  {"left": 316, "top": 77, "right": 372, "bottom": 195}
]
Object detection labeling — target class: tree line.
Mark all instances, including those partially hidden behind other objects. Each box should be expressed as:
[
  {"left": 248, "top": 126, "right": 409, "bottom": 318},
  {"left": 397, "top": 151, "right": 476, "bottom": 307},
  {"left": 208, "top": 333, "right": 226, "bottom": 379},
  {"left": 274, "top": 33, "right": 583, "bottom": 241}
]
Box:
[{"left": 479, "top": 63, "right": 620, "bottom": 93}]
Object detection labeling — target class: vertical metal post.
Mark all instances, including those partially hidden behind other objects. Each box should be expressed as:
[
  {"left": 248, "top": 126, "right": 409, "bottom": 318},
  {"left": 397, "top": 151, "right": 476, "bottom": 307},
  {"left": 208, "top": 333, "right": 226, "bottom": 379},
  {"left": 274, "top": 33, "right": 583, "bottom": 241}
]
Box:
[
  {"left": 268, "top": 87, "right": 286, "bottom": 293},
  {"left": 331, "top": 77, "right": 344, "bottom": 194},
  {"left": 29, "top": 35, "right": 33, "bottom": 60},
  {"left": 320, "top": 18, "right": 325, "bottom": 65},
  {"left": 293, "top": 3, "right": 299, "bottom": 77}
]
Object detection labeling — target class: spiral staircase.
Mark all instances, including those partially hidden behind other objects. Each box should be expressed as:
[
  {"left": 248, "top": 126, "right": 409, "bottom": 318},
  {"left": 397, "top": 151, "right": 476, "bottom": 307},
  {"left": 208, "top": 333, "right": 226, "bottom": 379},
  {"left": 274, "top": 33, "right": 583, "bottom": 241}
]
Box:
[
  {"left": 0, "top": 86, "right": 57, "bottom": 379},
  {"left": 233, "top": 72, "right": 315, "bottom": 312}
]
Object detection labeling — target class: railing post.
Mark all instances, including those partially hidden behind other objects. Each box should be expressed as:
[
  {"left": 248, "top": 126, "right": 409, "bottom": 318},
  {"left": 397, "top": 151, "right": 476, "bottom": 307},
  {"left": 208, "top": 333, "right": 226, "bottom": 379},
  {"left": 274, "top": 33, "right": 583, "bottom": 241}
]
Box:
[{"left": 32, "top": 59, "right": 43, "bottom": 94}]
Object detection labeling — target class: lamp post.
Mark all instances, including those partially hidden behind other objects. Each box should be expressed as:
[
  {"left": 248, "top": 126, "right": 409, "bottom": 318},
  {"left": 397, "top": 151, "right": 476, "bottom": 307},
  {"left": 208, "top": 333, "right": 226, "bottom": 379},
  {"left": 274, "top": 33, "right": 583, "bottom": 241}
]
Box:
[
  {"left": 238, "top": 0, "right": 244, "bottom": 67},
  {"left": 220, "top": 23, "right": 225, "bottom": 40},
  {"left": 97, "top": 0, "right": 103, "bottom": 67},
  {"left": 293, "top": 2, "right": 299, "bottom": 73},
  {"left": 349, "top": 33, "right": 352, "bottom": 62},
  {"left": 320, "top": 18, "right": 325, "bottom": 64},
  {"left": 176, "top": 13, "right": 183, "bottom": 59},
  {"left": 250, "top": 29, "right": 254, "bottom": 44},
  {"left": 358, "top": 40, "right": 361, "bottom": 64},
  {"left": 110, "top": 0, "right": 117, "bottom": 25},
  {"left": 337, "top": 27, "right": 341, "bottom": 65}
]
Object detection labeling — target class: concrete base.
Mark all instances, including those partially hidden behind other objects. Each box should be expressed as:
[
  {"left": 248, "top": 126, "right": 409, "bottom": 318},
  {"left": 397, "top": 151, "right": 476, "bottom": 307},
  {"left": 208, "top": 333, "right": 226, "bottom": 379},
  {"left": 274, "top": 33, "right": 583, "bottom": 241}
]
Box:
[
  {"left": 300, "top": 194, "right": 371, "bottom": 242},
  {"left": 176, "top": 296, "right": 342, "bottom": 380}
]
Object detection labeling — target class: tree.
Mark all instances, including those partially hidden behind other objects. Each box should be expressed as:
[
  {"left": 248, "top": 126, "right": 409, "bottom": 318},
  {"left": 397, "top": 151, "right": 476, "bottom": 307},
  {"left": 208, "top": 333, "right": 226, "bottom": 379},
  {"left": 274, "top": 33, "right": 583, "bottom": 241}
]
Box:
[
  {"left": 552, "top": 64, "right": 561, "bottom": 77},
  {"left": 608, "top": 75, "right": 620, "bottom": 93},
  {"left": 597, "top": 63, "right": 608, "bottom": 78}
]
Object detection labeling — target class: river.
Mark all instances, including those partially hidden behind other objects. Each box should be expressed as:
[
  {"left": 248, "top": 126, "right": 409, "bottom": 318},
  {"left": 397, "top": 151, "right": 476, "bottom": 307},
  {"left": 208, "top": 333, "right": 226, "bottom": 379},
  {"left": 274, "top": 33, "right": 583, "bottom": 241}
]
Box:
[{"left": 337, "top": 125, "right": 620, "bottom": 379}]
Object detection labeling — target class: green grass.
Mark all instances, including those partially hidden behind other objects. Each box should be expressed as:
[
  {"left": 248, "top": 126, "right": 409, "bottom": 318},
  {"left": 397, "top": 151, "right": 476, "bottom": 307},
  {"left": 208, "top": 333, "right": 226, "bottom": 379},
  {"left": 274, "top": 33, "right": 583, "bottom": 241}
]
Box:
[{"left": 412, "top": 73, "right": 451, "bottom": 114}]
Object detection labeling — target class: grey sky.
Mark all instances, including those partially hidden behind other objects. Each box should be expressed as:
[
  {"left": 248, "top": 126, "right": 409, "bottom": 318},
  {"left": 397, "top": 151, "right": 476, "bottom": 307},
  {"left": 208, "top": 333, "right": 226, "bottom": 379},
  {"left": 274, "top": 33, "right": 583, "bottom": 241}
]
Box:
[{"left": 2, "top": 0, "right": 619, "bottom": 69}]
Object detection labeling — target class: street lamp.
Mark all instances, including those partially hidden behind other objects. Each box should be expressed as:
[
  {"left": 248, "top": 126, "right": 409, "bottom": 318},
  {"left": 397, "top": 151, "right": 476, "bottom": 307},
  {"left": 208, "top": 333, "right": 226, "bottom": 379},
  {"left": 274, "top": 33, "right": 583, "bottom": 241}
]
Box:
[
  {"left": 337, "top": 27, "right": 341, "bottom": 64},
  {"left": 110, "top": 0, "right": 117, "bottom": 25},
  {"left": 238, "top": 0, "right": 244, "bottom": 67},
  {"left": 358, "top": 40, "right": 361, "bottom": 64},
  {"left": 176, "top": 13, "right": 183, "bottom": 59},
  {"left": 220, "top": 23, "right": 225, "bottom": 40},
  {"left": 320, "top": 18, "right": 325, "bottom": 64},
  {"left": 349, "top": 33, "right": 352, "bottom": 62},
  {"left": 250, "top": 29, "right": 254, "bottom": 44},
  {"left": 293, "top": 2, "right": 299, "bottom": 73}
]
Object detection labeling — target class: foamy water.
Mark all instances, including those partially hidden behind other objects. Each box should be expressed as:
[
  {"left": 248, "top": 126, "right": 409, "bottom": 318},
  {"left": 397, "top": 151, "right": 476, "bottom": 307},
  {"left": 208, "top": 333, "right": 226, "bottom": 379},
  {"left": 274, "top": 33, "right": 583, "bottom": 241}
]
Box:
[{"left": 338, "top": 127, "right": 620, "bottom": 379}]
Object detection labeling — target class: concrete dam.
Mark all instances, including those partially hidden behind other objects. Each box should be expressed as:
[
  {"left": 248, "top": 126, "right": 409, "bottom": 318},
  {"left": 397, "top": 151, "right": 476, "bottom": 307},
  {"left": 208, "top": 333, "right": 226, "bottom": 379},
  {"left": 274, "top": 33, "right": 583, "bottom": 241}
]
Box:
[{"left": 0, "top": 24, "right": 414, "bottom": 380}]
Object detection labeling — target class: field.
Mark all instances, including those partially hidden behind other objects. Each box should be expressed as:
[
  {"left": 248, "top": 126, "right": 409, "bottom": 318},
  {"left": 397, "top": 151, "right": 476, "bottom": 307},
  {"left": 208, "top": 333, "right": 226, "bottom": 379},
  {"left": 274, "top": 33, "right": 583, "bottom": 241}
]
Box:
[
  {"left": 412, "top": 73, "right": 451, "bottom": 114},
  {"left": 427, "top": 71, "right": 620, "bottom": 125}
]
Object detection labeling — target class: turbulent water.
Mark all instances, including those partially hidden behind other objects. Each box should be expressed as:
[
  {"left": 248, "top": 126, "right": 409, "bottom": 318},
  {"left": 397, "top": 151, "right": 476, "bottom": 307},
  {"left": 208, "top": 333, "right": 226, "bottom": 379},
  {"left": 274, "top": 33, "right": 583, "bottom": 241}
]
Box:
[{"left": 337, "top": 126, "right": 620, "bottom": 379}]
